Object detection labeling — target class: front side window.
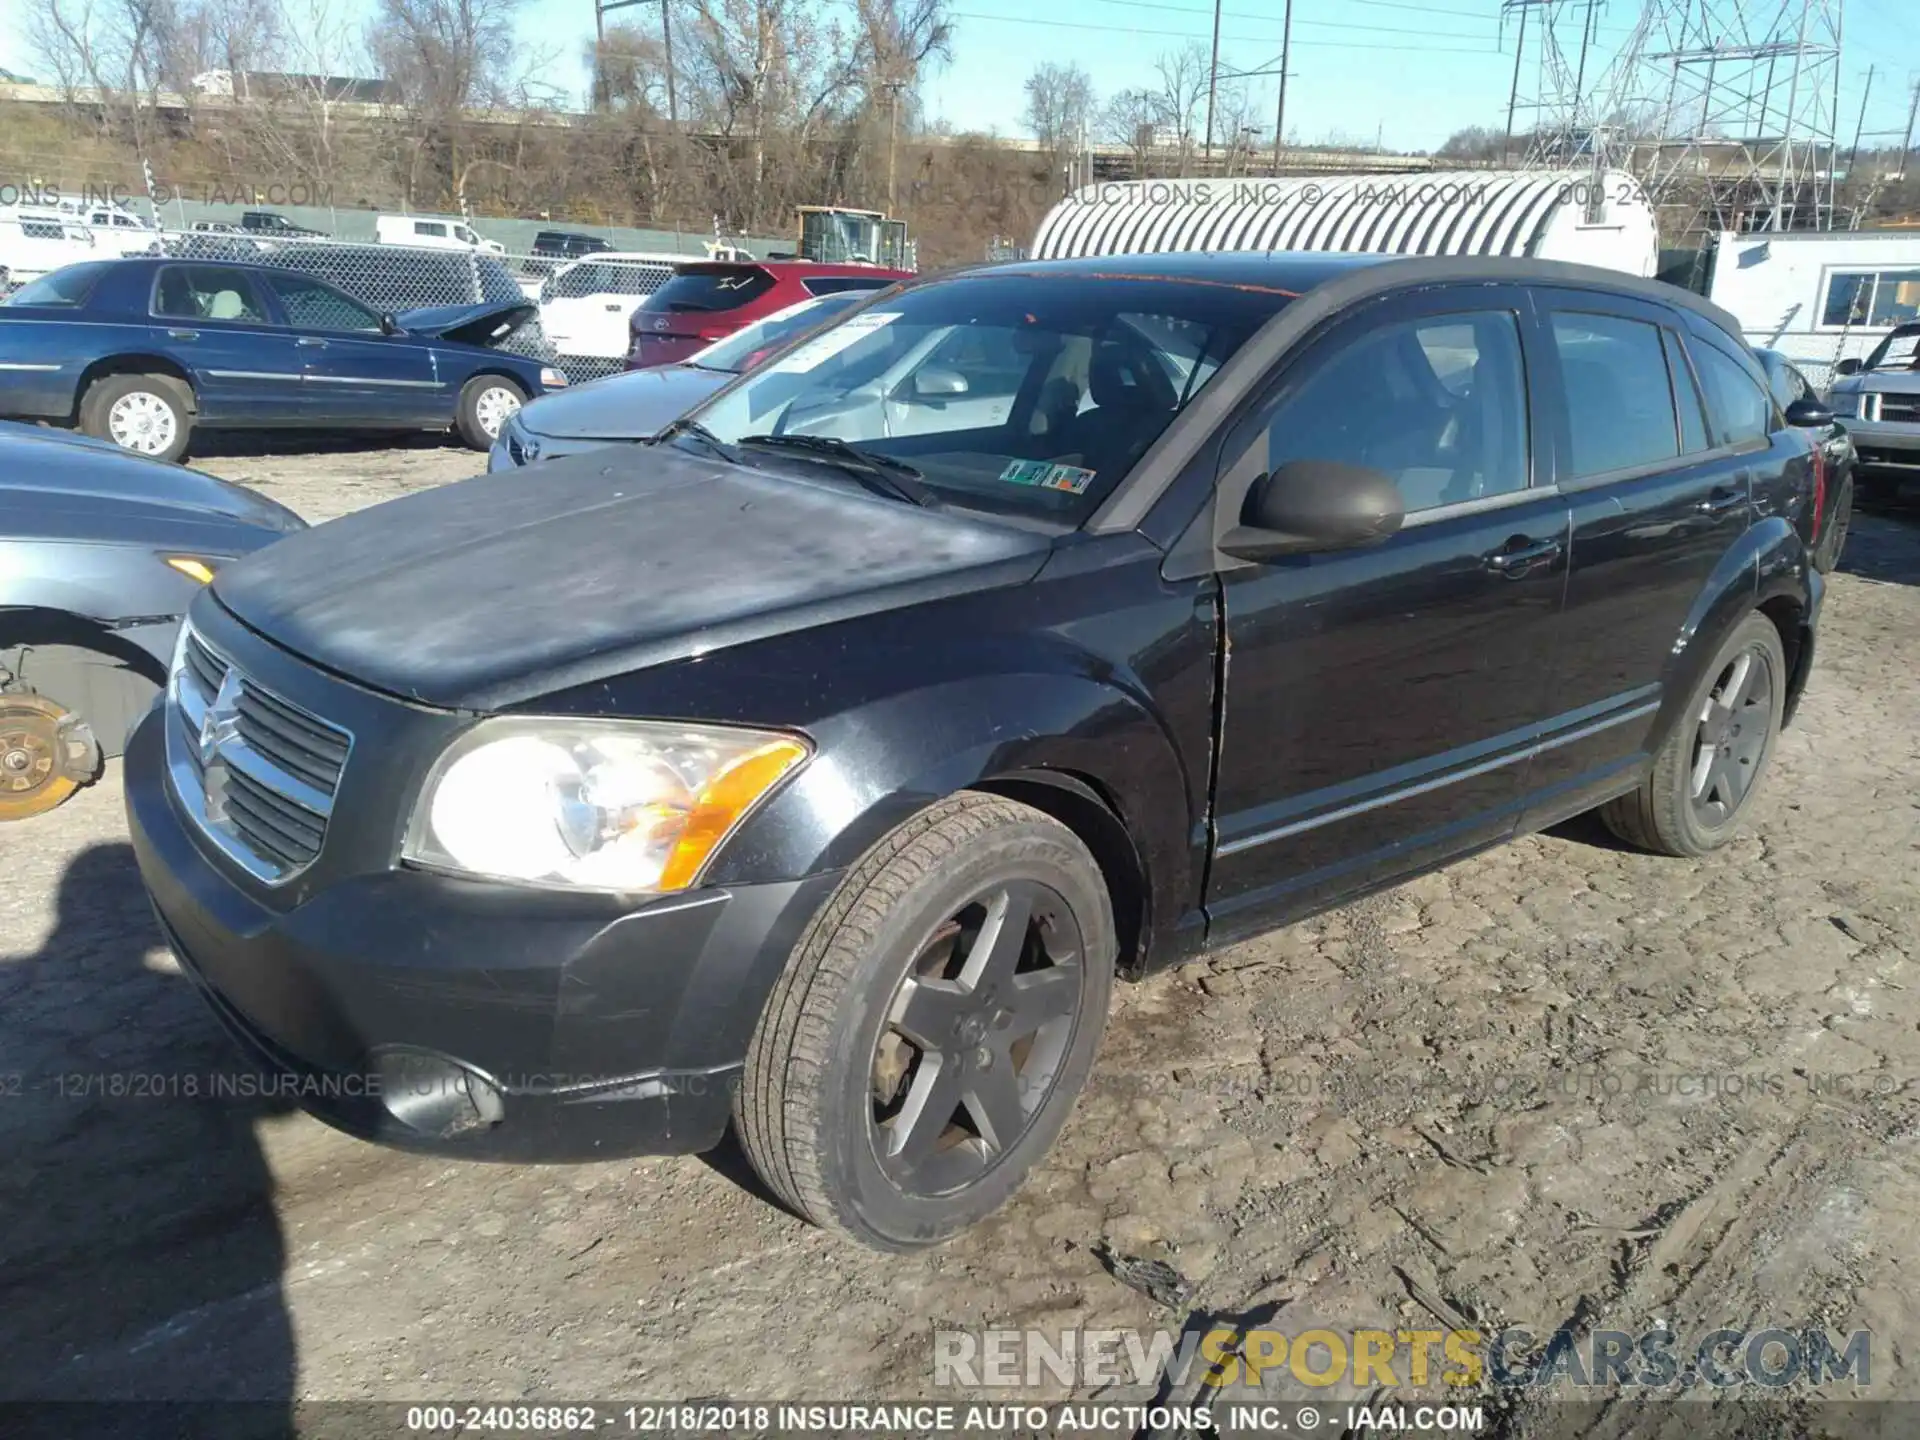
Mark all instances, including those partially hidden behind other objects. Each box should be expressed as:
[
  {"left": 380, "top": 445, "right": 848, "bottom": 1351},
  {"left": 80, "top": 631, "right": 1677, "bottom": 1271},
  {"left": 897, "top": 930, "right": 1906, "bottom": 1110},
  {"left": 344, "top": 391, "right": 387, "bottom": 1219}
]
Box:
[
  {"left": 690, "top": 273, "right": 1292, "bottom": 522},
  {"left": 267, "top": 273, "right": 381, "bottom": 332},
  {"left": 1690, "top": 341, "right": 1775, "bottom": 446},
  {"left": 1549, "top": 312, "right": 1680, "bottom": 478},
  {"left": 153, "top": 266, "right": 268, "bottom": 323},
  {"left": 414, "top": 221, "right": 445, "bottom": 238},
  {"left": 1261, "top": 309, "right": 1530, "bottom": 512},
  {"left": 1823, "top": 269, "right": 1920, "bottom": 328}
]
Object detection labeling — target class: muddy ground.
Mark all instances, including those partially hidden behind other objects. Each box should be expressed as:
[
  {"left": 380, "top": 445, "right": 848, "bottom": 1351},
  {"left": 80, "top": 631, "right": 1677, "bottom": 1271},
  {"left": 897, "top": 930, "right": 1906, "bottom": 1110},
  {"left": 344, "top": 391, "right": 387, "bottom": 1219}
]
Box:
[{"left": 2, "top": 439, "right": 1916, "bottom": 1437}]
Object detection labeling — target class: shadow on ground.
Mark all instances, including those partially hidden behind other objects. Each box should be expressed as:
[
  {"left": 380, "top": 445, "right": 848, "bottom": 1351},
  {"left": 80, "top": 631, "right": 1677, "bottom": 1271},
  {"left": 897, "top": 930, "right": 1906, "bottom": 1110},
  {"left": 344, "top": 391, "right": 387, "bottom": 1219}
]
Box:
[{"left": 0, "top": 842, "right": 295, "bottom": 1437}]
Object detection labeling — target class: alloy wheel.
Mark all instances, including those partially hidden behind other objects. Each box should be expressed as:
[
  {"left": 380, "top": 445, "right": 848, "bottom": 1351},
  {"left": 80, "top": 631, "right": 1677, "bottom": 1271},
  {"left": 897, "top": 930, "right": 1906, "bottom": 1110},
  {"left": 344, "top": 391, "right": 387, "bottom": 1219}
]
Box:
[
  {"left": 106, "top": 391, "right": 178, "bottom": 454},
  {"left": 868, "top": 880, "right": 1086, "bottom": 1197},
  {"left": 474, "top": 386, "right": 522, "bottom": 439},
  {"left": 1688, "top": 642, "right": 1775, "bottom": 827}
]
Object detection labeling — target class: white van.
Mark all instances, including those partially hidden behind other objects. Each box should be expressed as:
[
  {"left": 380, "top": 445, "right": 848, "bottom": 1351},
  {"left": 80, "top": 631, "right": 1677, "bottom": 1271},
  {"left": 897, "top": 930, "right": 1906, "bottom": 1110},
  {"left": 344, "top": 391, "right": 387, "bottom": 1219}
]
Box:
[
  {"left": 537, "top": 253, "right": 683, "bottom": 359},
  {"left": 373, "top": 214, "right": 507, "bottom": 255},
  {"left": 0, "top": 211, "right": 100, "bottom": 289}
]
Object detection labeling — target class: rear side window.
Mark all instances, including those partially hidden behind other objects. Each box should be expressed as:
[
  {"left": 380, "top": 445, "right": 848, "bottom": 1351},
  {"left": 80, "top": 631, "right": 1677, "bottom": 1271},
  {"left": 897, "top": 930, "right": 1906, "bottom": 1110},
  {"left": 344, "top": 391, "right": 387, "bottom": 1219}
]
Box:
[
  {"left": 1690, "top": 342, "right": 1774, "bottom": 447},
  {"left": 154, "top": 266, "right": 269, "bottom": 323},
  {"left": 643, "top": 268, "right": 774, "bottom": 314},
  {"left": 1263, "top": 309, "right": 1531, "bottom": 513},
  {"left": 1550, "top": 312, "right": 1680, "bottom": 478}
]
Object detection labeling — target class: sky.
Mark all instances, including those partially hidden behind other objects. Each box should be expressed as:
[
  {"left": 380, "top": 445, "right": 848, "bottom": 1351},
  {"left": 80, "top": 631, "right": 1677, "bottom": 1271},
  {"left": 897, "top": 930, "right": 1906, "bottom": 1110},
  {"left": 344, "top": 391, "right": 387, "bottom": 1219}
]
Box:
[{"left": 0, "top": 0, "right": 1915, "bottom": 158}]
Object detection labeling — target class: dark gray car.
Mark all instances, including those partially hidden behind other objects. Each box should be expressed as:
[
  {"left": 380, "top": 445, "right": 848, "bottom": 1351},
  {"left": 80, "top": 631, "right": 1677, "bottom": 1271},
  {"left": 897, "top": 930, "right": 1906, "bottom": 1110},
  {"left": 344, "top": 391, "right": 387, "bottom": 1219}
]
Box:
[
  {"left": 489, "top": 292, "right": 866, "bottom": 470},
  {"left": 0, "top": 422, "right": 304, "bottom": 818},
  {"left": 1830, "top": 322, "right": 1920, "bottom": 494}
]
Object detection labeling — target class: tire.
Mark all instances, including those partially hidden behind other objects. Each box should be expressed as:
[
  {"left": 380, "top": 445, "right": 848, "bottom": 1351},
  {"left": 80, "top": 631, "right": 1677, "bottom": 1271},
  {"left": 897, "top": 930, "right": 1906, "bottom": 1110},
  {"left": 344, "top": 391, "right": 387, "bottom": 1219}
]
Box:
[
  {"left": 455, "top": 375, "right": 525, "bottom": 450},
  {"left": 1599, "top": 612, "right": 1787, "bottom": 857},
  {"left": 1813, "top": 467, "right": 1853, "bottom": 573},
  {"left": 736, "top": 792, "right": 1116, "bottom": 1251},
  {"left": 80, "top": 372, "right": 194, "bottom": 463}
]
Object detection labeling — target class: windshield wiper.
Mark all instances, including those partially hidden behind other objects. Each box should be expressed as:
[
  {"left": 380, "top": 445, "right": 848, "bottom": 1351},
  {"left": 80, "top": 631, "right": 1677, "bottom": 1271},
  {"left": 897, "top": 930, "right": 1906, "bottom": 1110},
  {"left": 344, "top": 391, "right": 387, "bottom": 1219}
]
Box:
[
  {"left": 656, "top": 416, "right": 739, "bottom": 460},
  {"left": 736, "top": 434, "right": 938, "bottom": 507}
]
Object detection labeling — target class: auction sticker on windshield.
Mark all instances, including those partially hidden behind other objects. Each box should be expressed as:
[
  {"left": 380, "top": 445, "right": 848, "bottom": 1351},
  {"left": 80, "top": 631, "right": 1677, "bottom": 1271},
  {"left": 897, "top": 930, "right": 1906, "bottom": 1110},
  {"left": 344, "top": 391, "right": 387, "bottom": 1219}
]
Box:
[
  {"left": 1000, "top": 460, "right": 1097, "bottom": 494},
  {"left": 772, "top": 312, "right": 901, "bottom": 373}
]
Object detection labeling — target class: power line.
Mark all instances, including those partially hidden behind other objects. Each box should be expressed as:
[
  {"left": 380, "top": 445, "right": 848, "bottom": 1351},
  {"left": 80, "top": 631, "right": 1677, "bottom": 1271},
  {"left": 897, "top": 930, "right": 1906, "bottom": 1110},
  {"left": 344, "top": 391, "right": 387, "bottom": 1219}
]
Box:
[
  {"left": 1082, "top": 0, "right": 1492, "bottom": 41},
  {"left": 949, "top": 9, "right": 1495, "bottom": 50}
]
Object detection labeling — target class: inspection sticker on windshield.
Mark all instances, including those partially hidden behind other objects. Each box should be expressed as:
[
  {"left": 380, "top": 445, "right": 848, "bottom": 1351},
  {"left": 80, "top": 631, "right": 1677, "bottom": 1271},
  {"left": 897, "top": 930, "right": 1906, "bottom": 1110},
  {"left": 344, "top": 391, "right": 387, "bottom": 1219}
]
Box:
[
  {"left": 771, "top": 311, "right": 901, "bottom": 373},
  {"left": 1000, "top": 460, "right": 1096, "bottom": 494}
]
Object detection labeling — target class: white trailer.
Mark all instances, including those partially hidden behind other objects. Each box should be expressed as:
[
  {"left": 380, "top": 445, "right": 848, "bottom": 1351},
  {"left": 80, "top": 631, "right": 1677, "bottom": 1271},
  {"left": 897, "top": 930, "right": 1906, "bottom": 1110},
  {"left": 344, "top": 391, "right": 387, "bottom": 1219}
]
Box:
[
  {"left": 1030, "top": 170, "right": 1660, "bottom": 277},
  {"left": 1703, "top": 229, "right": 1920, "bottom": 390}
]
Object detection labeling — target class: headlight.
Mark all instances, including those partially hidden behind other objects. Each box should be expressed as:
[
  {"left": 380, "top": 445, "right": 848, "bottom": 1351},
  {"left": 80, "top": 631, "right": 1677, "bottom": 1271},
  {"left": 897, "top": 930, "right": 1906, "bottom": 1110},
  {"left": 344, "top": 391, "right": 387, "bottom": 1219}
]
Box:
[
  {"left": 539, "top": 365, "right": 570, "bottom": 388},
  {"left": 402, "top": 718, "right": 809, "bottom": 892}
]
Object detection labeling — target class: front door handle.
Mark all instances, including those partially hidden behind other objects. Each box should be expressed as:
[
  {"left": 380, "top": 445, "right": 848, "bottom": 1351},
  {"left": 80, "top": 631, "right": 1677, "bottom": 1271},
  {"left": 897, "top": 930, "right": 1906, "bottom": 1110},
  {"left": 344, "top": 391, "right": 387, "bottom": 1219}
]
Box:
[
  {"left": 166, "top": 328, "right": 198, "bottom": 340},
  {"left": 296, "top": 337, "right": 328, "bottom": 348},
  {"left": 604, "top": 303, "right": 622, "bottom": 311},
  {"left": 1696, "top": 487, "right": 1745, "bottom": 517},
  {"left": 1483, "top": 535, "right": 1564, "bottom": 576}
]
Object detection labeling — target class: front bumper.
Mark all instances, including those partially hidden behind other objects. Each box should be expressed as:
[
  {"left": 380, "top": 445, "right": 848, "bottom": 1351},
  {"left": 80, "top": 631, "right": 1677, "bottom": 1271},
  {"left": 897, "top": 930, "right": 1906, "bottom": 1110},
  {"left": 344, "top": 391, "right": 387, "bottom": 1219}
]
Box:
[
  {"left": 1839, "top": 418, "right": 1920, "bottom": 470},
  {"left": 124, "top": 706, "right": 840, "bottom": 1160}
]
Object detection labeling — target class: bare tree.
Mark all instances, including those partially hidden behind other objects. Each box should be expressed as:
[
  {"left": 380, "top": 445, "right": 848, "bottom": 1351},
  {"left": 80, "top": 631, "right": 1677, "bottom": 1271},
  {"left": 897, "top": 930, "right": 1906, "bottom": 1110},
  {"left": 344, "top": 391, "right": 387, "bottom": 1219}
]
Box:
[
  {"left": 364, "top": 0, "right": 530, "bottom": 201},
  {"left": 1023, "top": 60, "right": 1092, "bottom": 189},
  {"left": 1100, "top": 87, "right": 1159, "bottom": 175},
  {"left": 1151, "top": 42, "right": 1206, "bottom": 165},
  {"left": 28, "top": 0, "right": 180, "bottom": 149}
]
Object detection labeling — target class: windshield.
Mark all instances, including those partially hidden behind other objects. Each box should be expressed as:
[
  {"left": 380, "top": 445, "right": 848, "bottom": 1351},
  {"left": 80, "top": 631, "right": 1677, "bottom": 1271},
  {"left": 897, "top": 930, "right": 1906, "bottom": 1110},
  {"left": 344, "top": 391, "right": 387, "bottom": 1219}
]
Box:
[
  {"left": 692, "top": 294, "right": 863, "bottom": 372},
  {"left": 688, "top": 272, "right": 1291, "bottom": 522},
  {"left": 7, "top": 263, "right": 110, "bottom": 307},
  {"left": 1862, "top": 327, "right": 1920, "bottom": 372}
]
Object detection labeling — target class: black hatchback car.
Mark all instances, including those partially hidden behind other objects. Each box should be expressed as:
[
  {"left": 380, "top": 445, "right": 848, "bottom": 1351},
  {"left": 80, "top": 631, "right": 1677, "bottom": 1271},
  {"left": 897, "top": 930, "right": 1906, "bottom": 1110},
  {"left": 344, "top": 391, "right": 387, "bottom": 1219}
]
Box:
[{"left": 126, "top": 253, "right": 1830, "bottom": 1251}]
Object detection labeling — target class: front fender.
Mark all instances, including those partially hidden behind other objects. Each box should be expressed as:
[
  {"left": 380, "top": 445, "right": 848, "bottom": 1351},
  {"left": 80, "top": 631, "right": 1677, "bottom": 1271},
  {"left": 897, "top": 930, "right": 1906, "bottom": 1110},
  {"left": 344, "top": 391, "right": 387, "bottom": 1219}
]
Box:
[{"left": 704, "top": 668, "right": 1194, "bottom": 935}]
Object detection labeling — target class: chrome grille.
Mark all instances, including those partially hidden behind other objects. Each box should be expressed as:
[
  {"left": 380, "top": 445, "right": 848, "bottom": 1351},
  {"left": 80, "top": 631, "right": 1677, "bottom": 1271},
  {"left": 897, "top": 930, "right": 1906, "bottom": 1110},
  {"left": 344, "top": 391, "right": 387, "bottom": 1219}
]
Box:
[
  {"left": 1880, "top": 394, "right": 1920, "bottom": 425},
  {"left": 167, "top": 626, "right": 353, "bottom": 882}
]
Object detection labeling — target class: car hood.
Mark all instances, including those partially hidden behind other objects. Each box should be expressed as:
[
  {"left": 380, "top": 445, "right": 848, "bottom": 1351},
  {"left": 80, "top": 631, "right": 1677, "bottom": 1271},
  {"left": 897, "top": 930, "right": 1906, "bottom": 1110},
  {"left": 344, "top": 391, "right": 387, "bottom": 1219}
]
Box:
[
  {"left": 516, "top": 365, "right": 732, "bottom": 442},
  {"left": 211, "top": 445, "right": 1053, "bottom": 710},
  {"left": 0, "top": 423, "right": 306, "bottom": 541},
  {"left": 1833, "top": 370, "right": 1920, "bottom": 396},
  {"left": 396, "top": 300, "right": 540, "bottom": 347}
]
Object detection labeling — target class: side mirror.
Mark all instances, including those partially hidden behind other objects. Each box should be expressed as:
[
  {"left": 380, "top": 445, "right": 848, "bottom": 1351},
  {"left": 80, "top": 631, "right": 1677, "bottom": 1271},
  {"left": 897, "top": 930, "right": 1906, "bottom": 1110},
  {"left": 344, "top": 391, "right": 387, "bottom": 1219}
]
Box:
[
  {"left": 912, "top": 366, "right": 969, "bottom": 399},
  {"left": 1784, "top": 396, "right": 1834, "bottom": 428},
  {"left": 379, "top": 313, "right": 400, "bottom": 336},
  {"left": 1834, "top": 357, "right": 1862, "bottom": 377},
  {"left": 1220, "top": 460, "right": 1406, "bottom": 562}
]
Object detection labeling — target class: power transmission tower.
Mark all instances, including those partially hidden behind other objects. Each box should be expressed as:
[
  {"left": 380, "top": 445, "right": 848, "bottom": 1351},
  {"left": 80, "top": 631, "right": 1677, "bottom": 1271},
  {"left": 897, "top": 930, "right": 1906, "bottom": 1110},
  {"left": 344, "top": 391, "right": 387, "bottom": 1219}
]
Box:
[
  {"left": 1630, "top": 0, "right": 1846, "bottom": 237},
  {"left": 1501, "top": 0, "right": 1657, "bottom": 178}
]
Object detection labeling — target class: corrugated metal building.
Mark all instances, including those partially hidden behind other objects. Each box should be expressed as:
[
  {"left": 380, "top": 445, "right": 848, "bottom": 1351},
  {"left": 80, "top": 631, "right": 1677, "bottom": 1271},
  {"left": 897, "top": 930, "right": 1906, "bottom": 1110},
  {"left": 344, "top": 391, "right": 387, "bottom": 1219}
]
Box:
[{"left": 1031, "top": 170, "right": 1659, "bottom": 278}]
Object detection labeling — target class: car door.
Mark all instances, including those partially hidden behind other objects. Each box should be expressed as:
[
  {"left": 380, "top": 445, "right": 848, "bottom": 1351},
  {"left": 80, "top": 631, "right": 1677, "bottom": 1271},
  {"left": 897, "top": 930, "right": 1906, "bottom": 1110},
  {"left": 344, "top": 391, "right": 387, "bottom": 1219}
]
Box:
[
  {"left": 1201, "top": 285, "right": 1572, "bottom": 939},
  {"left": 259, "top": 271, "right": 444, "bottom": 426},
  {"left": 149, "top": 264, "right": 305, "bottom": 423},
  {"left": 1518, "top": 294, "right": 1764, "bottom": 826}
]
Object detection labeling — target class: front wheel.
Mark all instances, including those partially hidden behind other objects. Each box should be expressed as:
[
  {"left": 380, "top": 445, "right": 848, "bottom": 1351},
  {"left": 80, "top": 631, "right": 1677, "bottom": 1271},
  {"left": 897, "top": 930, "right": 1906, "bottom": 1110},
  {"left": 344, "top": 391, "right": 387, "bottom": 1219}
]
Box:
[
  {"left": 1599, "top": 612, "right": 1787, "bottom": 857},
  {"left": 1813, "top": 467, "right": 1854, "bottom": 573},
  {"left": 736, "top": 792, "right": 1115, "bottom": 1250},
  {"left": 455, "top": 375, "right": 525, "bottom": 450}
]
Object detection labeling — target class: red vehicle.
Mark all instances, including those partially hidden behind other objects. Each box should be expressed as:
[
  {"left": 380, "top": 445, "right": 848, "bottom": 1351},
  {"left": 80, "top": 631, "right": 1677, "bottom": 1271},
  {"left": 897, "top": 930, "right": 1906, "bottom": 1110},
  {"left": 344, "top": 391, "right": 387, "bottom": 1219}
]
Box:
[{"left": 626, "top": 260, "right": 912, "bottom": 369}]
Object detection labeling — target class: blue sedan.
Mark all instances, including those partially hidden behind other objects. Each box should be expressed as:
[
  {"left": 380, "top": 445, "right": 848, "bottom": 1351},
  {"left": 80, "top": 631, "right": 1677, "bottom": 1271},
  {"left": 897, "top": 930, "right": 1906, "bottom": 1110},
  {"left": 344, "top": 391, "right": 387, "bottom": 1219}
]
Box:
[{"left": 0, "top": 258, "right": 567, "bottom": 461}]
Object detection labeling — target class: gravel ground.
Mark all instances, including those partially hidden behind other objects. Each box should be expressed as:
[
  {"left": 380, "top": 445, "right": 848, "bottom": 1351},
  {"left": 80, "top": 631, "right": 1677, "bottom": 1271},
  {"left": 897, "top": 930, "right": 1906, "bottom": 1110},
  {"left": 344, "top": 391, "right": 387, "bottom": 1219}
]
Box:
[{"left": 2, "top": 442, "right": 1917, "bottom": 1435}]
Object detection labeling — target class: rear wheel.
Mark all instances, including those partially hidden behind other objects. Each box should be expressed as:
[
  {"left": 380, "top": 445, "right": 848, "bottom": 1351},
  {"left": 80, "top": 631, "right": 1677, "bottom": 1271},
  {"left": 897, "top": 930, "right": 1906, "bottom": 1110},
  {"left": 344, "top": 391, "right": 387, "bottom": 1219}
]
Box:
[
  {"left": 80, "top": 373, "right": 194, "bottom": 463},
  {"left": 1599, "top": 612, "right": 1786, "bottom": 856},
  {"left": 456, "top": 376, "right": 525, "bottom": 450},
  {"left": 736, "top": 792, "right": 1115, "bottom": 1250}
]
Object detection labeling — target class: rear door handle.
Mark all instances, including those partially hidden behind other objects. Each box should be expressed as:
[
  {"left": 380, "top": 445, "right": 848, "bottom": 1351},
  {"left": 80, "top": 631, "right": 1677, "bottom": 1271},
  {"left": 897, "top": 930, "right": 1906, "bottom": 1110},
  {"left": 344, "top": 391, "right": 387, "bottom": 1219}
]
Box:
[
  {"left": 1697, "top": 487, "right": 1745, "bottom": 516},
  {"left": 166, "top": 328, "right": 198, "bottom": 340},
  {"left": 604, "top": 303, "right": 622, "bottom": 311},
  {"left": 296, "top": 336, "right": 328, "bottom": 348},
  {"left": 1483, "top": 535, "right": 1564, "bottom": 576}
]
